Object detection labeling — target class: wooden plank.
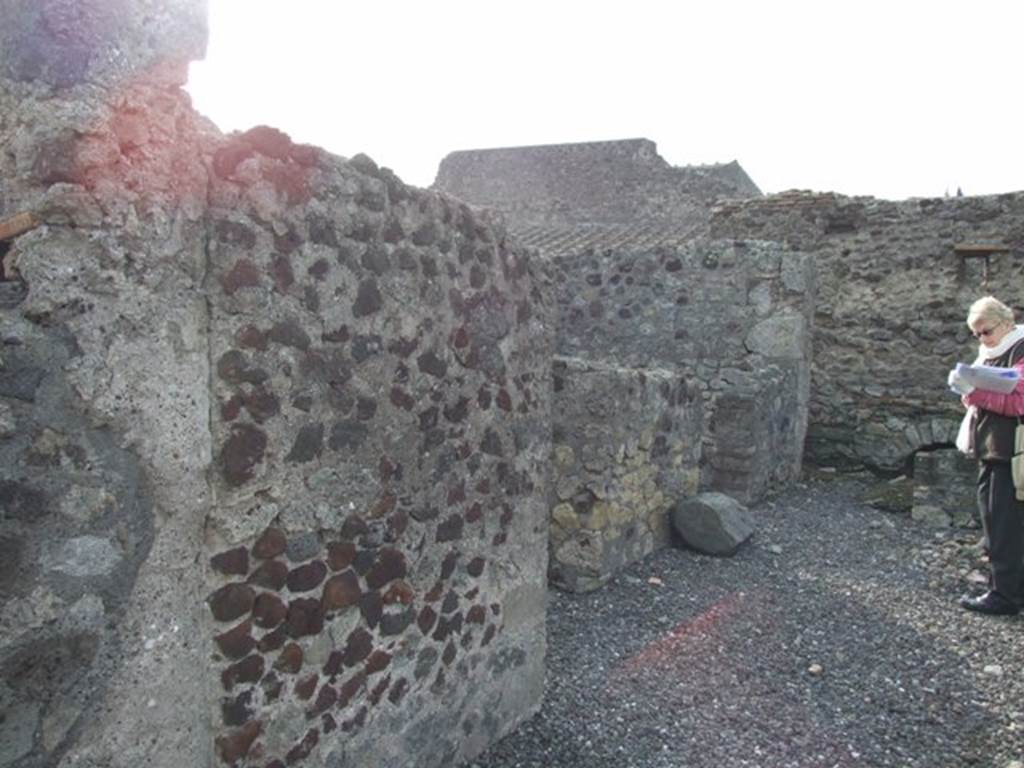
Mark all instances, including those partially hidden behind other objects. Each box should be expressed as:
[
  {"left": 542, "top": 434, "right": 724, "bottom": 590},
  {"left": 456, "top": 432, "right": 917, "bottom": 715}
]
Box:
[
  {"left": 0, "top": 212, "right": 38, "bottom": 241},
  {"left": 954, "top": 242, "right": 1011, "bottom": 255}
]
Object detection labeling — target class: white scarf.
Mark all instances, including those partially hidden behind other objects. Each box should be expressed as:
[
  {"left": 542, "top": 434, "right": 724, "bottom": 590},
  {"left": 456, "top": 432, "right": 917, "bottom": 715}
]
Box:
[{"left": 973, "top": 324, "right": 1024, "bottom": 365}]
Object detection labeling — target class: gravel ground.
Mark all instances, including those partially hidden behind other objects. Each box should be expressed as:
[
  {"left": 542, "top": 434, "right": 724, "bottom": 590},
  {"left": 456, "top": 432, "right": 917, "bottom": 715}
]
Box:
[{"left": 467, "top": 471, "right": 1024, "bottom": 768}]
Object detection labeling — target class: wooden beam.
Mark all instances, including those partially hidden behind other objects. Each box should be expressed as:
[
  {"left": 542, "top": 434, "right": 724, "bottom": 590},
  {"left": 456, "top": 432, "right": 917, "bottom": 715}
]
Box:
[
  {"left": 954, "top": 242, "right": 1012, "bottom": 255},
  {"left": 0, "top": 212, "right": 38, "bottom": 241}
]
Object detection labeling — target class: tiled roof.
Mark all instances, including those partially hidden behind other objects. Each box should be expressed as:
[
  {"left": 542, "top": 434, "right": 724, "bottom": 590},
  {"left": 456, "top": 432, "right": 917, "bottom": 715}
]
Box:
[{"left": 511, "top": 220, "right": 706, "bottom": 257}]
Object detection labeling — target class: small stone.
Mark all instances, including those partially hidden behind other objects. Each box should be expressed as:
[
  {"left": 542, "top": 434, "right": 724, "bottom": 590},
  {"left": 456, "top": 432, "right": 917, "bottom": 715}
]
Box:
[
  {"left": 327, "top": 541, "right": 356, "bottom": 571},
  {"left": 208, "top": 583, "right": 255, "bottom": 622},
  {"left": 215, "top": 721, "right": 262, "bottom": 764},
  {"left": 365, "top": 548, "right": 407, "bottom": 590},
  {"left": 808, "top": 663, "right": 824, "bottom": 676},
  {"left": 253, "top": 528, "right": 287, "bottom": 559},
  {"left": 322, "top": 571, "right": 361, "bottom": 611},
  {"left": 222, "top": 655, "right": 265, "bottom": 690},
  {"left": 294, "top": 675, "right": 318, "bottom": 701},
  {"left": 274, "top": 642, "right": 304, "bottom": 674},
  {"left": 251, "top": 592, "right": 288, "bottom": 629},
  {"left": 287, "top": 561, "right": 327, "bottom": 593},
  {"left": 214, "top": 620, "right": 256, "bottom": 660},
  {"left": 984, "top": 664, "right": 1004, "bottom": 677},
  {"left": 248, "top": 560, "right": 288, "bottom": 590},
  {"left": 211, "top": 547, "right": 249, "bottom": 576},
  {"left": 286, "top": 597, "right": 324, "bottom": 637}
]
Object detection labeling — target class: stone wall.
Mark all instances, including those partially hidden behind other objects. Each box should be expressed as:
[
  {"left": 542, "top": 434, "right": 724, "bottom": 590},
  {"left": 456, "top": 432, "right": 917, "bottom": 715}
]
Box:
[
  {"left": 434, "top": 139, "right": 760, "bottom": 232},
  {"left": 711, "top": 191, "right": 1024, "bottom": 471},
  {"left": 550, "top": 238, "right": 815, "bottom": 503},
  {"left": 548, "top": 357, "right": 701, "bottom": 591},
  {"left": 0, "top": 2, "right": 553, "bottom": 767}
]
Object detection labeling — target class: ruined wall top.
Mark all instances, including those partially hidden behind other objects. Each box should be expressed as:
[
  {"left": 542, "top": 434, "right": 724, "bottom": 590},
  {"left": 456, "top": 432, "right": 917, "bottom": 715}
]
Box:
[
  {"left": 0, "top": 0, "right": 208, "bottom": 89},
  {"left": 433, "top": 139, "right": 761, "bottom": 233}
]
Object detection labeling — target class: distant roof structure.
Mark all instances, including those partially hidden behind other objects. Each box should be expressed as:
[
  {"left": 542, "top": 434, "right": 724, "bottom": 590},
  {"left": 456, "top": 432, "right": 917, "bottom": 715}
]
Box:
[{"left": 433, "top": 138, "right": 761, "bottom": 253}]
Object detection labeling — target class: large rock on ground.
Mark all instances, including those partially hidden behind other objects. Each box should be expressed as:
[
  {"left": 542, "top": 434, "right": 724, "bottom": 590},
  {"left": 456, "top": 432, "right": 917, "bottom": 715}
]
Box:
[
  {"left": 671, "top": 492, "right": 754, "bottom": 555},
  {"left": 912, "top": 449, "right": 978, "bottom": 527}
]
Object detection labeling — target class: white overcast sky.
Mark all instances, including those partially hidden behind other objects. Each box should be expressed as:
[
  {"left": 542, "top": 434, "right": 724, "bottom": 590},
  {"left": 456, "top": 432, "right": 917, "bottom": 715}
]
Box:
[{"left": 186, "top": 0, "right": 1024, "bottom": 201}]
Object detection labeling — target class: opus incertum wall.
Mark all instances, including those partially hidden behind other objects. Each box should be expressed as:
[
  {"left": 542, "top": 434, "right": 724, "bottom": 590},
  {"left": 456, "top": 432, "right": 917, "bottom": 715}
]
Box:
[
  {"left": 711, "top": 190, "right": 1024, "bottom": 471},
  {"left": 0, "top": 2, "right": 553, "bottom": 767}
]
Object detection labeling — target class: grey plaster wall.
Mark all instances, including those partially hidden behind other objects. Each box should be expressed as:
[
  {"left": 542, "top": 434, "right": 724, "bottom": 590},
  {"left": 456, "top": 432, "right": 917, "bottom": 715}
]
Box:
[{"left": 711, "top": 191, "right": 1024, "bottom": 471}]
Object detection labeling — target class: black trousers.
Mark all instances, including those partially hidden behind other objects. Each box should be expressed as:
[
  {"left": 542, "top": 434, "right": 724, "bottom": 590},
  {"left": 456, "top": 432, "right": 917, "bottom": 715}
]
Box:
[{"left": 977, "top": 460, "right": 1024, "bottom": 605}]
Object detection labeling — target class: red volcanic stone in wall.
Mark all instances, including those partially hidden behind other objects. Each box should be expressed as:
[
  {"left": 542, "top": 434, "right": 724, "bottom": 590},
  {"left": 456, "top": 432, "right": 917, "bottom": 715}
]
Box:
[
  {"left": 209, "top": 583, "right": 255, "bottom": 622},
  {"left": 443, "top": 397, "right": 470, "bottom": 424},
  {"left": 441, "top": 552, "right": 458, "bottom": 581},
  {"left": 243, "top": 388, "right": 281, "bottom": 423},
  {"left": 249, "top": 560, "right": 288, "bottom": 591},
  {"left": 417, "top": 350, "right": 447, "bottom": 379},
  {"left": 337, "top": 671, "right": 366, "bottom": 709},
  {"left": 311, "top": 683, "right": 338, "bottom": 716},
  {"left": 257, "top": 626, "right": 287, "bottom": 653},
  {"left": 387, "top": 511, "right": 408, "bottom": 541},
  {"left": 215, "top": 720, "right": 262, "bottom": 765},
  {"left": 387, "top": 336, "right": 419, "bottom": 358},
  {"left": 360, "top": 592, "right": 383, "bottom": 629},
  {"left": 274, "top": 642, "right": 304, "bottom": 674},
  {"left": 271, "top": 256, "right": 294, "bottom": 293},
  {"left": 452, "top": 326, "right": 469, "bottom": 349},
  {"left": 211, "top": 547, "right": 249, "bottom": 576},
  {"left": 467, "top": 605, "right": 487, "bottom": 625},
  {"left": 262, "top": 672, "right": 284, "bottom": 702},
  {"left": 340, "top": 515, "right": 369, "bottom": 541},
  {"left": 389, "top": 386, "right": 415, "bottom": 411},
  {"left": 367, "top": 492, "right": 396, "bottom": 519},
  {"left": 464, "top": 587, "right": 479, "bottom": 600},
  {"left": 388, "top": 678, "right": 409, "bottom": 705},
  {"left": 417, "top": 606, "right": 437, "bottom": 635},
  {"left": 253, "top": 528, "right": 287, "bottom": 559},
  {"left": 342, "top": 628, "right": 373, "bottom": 667},
  {"left": 323, "top": 651, "right": 343, "bottom": 678},
  {"left": 221, "top": 394, "right": 243, "bottom": 422},
  {"left": 287, "top": 561, "right": 327, "bottom": 593},
  {"left": 236, "top": 324, "right": 268, "bottom": 350},
  {"left": 294, "top": 674, "right": 318, "bottom": 701},
  {"left": 322, "top": 571, "right": 361, "bottom": 611},
  {"left": 436, "top": 515, "right": 464, "bottom": 543},
  {"left": 478, "top": 386, "right": 492, "bottom": 409},
  {"left": 425, "top": 582, "right": 444, "bottom": 603},
  {"left": 221, "top": 654, "right": 265, "bottom": 691},
  {"left": 496, "top": 389, "right": 513, "bottom": 411},
  {"left": 220, "top": 259, "right": 261, "bottom": 295},
  {"left": 382, "top": 581, "right": 413, "bottom": 606},
  {"left": 369, "top": 675, "right": 390, "bottom": 706},
  {"left": 441, "top": 591, "right": 459, "bottom": 614},
  {"left": 467, "top": 557, "right": 486, "bottom": 577},
  {"left": 215, "top": 620, "right": 256, "bottom": 660},
  {"left": 308, "top": 258, "right": 330, "bottom": 281},
  {"left": 326, "top": 542, "right": 356, "bottom": 571},
  {"left": 365, "top": 650, "right": 392, "bottom": 675},
  {"left": 220, "top": 424, "right": 268, "bottom": 486},
  {"left": 465, "top": 503, "right": 482, "bottom": 523},
  {"left": 286, "top": 598, "right": 324, "bottom": 638},
  {"left": 252, "top": 592, "right": 287, "bottom": 629},
  {"left": 285, "top": 424, "right": 324, "bottom": 464},
  {"left": 492, "top": 533, "right": 507, "bottom": 546},
  {"left": 342, "top": 706, "right": 368, "bottom": 732},
  {"left": 378, "top": 456, "right": 398, "bottom": 482},
  {"left": 365, "top": 548, "right": 407, "bottom": 590},
  {"left": 268, "top": 320, "right": 312, "bottom": 351}
]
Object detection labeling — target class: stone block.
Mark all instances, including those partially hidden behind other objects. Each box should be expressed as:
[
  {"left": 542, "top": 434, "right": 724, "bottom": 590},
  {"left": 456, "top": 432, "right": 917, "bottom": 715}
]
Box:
[
  {"left": 548, "top": 357, "right": 701, "bottom": 591},
  {"left": 671, "top": 492, "right": 755, "bottom": 556},
  {"left": 913, "top": 449, "right": 977, "bottom": 527}
]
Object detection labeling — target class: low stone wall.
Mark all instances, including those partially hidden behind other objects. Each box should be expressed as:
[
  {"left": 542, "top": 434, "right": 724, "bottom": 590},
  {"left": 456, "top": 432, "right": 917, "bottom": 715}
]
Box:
[
  {"left": 711, "top": 190, "right": 1024, "bottom": 471},
  {"left": 549, "top": 238, "right": 815, "bottom": 502},
  {"left": 548, "top": 357, "right": 701, "bottom": 591}
]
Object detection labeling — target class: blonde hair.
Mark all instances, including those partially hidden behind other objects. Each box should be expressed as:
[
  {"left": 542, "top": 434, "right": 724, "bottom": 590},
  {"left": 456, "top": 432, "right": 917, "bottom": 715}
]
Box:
[{"left": 967, "top": 296, "right": 1015, "bottom": 329}]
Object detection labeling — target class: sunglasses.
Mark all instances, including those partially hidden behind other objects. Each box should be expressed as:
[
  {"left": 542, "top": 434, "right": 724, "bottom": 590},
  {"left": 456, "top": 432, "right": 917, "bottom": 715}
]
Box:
[{"left": 973, "top": 325, "right": 1001, "bottom": 339}]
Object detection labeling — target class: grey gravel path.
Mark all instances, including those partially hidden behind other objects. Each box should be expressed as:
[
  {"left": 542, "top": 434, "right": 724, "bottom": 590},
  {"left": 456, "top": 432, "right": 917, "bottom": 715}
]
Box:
[{"left": 467, "top": 472, "right": 1024, "bottom": 768}]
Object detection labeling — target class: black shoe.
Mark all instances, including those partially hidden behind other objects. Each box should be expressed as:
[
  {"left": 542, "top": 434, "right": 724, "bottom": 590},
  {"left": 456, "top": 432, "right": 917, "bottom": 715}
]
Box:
[{"left": 959, "top": 590, "right": 1020, "bottom": 616}]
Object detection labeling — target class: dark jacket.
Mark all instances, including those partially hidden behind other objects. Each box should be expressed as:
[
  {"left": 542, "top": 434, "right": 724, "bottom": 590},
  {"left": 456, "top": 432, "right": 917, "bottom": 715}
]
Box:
[{"left": 975, "top": 339, "right": 1024, "bottom": 462}]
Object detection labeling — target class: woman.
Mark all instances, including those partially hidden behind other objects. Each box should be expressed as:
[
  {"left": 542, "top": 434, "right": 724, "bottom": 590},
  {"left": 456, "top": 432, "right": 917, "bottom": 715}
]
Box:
[{"left": 954, "top": 296, "right": 1024, "bottom": 615}]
